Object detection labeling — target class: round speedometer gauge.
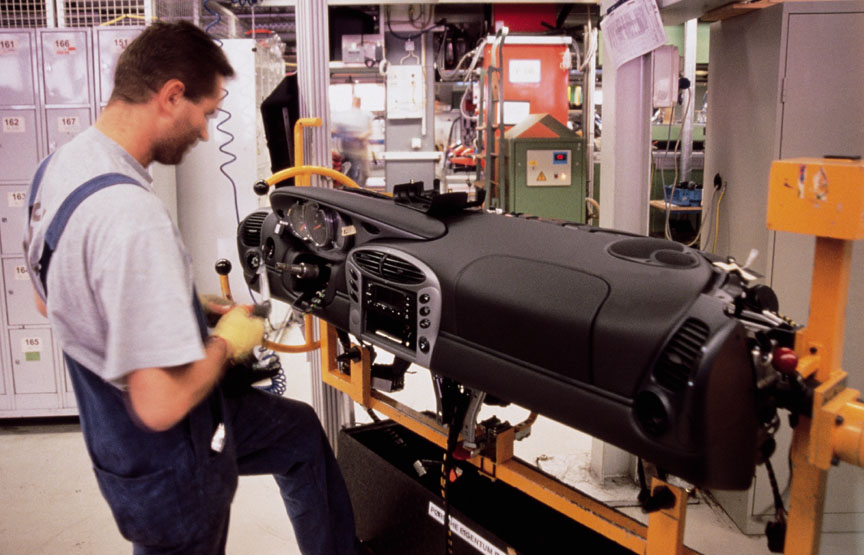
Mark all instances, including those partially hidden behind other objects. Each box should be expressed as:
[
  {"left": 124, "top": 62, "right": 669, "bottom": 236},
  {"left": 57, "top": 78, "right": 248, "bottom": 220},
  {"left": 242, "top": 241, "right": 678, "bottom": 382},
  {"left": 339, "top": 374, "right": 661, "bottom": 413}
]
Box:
[
  {"left": 287, "top": 203, "right": 309, "bottom": 240},
  {"left": 304, "top": 202, "right": 334, "bottom": 248}
]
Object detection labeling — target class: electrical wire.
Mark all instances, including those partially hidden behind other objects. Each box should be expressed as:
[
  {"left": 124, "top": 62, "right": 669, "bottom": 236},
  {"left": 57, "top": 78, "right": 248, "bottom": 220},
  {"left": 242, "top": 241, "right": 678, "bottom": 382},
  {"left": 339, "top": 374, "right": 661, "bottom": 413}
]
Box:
[
  {"left": 215, "top": 93, "right": 241, "bottom": 226},
  {"left": 712, "top": 184, "right": 726, "bottom": 252},
  {"left": 202, "top": 1, "right": 259, "bottom": 304},
  {"left": 386, "top": 6, "right": 444, "bottom": 41},
  {"left": 203, "top": 0, "right": 222, "bottom": 45}
]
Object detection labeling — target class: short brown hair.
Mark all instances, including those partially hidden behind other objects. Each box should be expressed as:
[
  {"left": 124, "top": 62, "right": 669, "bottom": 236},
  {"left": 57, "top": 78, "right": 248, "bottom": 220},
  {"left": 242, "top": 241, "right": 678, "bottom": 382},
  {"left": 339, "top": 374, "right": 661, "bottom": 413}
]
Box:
[{"left": 110, "top": 21, "right": 235, "bottom": 104}]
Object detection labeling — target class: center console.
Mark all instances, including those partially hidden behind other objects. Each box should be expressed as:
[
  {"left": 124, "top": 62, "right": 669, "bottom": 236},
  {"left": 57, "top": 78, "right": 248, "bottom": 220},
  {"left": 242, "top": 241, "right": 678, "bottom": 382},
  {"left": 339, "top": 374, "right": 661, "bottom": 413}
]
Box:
[{"left": 346, "top": 245, "right": 441, "bottom": 368}]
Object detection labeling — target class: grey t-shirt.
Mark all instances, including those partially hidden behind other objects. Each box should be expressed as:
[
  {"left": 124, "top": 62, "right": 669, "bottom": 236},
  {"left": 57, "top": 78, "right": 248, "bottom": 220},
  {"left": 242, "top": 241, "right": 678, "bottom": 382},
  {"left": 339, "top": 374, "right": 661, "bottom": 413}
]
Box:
[{"left": 24, "top": 127, "right": 205, "bottom": 386}]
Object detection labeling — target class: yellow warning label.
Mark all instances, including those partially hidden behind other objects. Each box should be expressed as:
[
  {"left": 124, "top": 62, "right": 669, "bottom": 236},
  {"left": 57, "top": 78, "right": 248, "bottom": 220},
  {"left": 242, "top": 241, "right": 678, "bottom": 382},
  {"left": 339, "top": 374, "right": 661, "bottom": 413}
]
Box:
[{"left": 536, "top": 171, "right": 547, "bottom": 182}]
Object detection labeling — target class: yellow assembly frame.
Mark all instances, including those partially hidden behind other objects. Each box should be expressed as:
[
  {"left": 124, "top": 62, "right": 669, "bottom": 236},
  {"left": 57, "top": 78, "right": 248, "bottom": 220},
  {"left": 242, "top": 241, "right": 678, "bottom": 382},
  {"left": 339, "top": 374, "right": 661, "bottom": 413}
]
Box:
[
  {"left": 767, "top": 158, "right": 864, "bottom": 554},
  {"left": 318, "top": 320, "right": 694, "bottom": 555}
]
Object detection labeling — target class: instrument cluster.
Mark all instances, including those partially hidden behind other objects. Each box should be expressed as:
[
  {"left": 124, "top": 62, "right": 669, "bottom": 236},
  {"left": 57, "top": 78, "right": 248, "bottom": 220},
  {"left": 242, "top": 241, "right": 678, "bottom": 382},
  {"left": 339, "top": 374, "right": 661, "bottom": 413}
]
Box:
[{"left": 282, "top": 200, "right": 355, "bottom": 252}]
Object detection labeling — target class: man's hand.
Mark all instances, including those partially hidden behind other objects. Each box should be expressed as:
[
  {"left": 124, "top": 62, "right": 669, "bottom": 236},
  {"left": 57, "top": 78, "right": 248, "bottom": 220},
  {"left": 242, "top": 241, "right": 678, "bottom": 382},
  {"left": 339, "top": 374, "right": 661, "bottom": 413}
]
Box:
[{"left": 211, "top": 306, "right": 265, "bottom": 360}]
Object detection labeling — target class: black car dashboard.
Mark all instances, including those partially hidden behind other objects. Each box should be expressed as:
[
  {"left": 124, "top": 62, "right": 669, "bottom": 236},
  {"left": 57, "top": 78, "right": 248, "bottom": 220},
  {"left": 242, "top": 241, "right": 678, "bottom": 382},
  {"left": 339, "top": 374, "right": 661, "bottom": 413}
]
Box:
[{"left": 237, "top": 185, "right": 794, "bottom": 490}]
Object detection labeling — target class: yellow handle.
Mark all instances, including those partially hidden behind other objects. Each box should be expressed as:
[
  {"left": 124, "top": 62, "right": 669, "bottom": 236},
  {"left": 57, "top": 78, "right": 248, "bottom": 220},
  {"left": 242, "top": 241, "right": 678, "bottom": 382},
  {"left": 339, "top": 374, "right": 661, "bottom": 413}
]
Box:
[{"left": 293, "top": 117, "right": 321, "bottom": 186}]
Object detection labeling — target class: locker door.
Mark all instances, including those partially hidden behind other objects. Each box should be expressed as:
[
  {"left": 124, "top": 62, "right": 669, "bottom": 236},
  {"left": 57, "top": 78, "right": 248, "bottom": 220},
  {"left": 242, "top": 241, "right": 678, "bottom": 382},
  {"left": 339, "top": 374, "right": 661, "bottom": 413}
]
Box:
[
  {"left": 45, "top": 107, "right": 91, "bottom": 153},
  {"left": 95, "top": 28, "right": 141, "bottom": 106},
  {"left": 0, "top": 31, "right": 37, "bottom": 106},
  {"left": 0, "top": 109, "right": 40, "bottom": 181},
  {"left": 9, "top": 328, "right": 58, "bottom": 410},
  {"left": 40, "top": 30, "right": 91, "bottom": 105},
  {"left": 3, "top": 258, "right": 47, "bottom": 326},
  {"left": 0, "top": 184, "right": 29, "bottom": 255}
]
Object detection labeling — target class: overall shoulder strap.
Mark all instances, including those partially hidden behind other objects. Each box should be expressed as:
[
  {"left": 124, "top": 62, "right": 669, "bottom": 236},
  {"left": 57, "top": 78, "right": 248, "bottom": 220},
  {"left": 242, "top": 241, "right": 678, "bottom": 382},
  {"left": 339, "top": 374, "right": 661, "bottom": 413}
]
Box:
[
  {"left": 38, "top": 173, "right": 144, "bottom": 294},
  {"left": 28, "top": 153, "right": 54, "bottom": 221}
]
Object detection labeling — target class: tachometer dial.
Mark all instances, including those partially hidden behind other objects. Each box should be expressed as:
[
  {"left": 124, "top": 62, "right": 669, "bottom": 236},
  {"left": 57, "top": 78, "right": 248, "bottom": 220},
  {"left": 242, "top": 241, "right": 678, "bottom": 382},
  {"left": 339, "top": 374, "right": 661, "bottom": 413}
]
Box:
[
  {"left": 287, "top": 202, "right": 309, "bottom": 240},
  {"left": 304, "top": 202, "right": 334, "bottom": 248}
]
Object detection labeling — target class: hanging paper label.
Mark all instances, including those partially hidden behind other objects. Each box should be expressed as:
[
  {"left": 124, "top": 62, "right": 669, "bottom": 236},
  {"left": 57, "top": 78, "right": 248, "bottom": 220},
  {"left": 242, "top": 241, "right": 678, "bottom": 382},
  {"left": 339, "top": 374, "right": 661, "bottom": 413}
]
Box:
[{"left": 600, "top": 0, "right": 667, "bottom": 68}]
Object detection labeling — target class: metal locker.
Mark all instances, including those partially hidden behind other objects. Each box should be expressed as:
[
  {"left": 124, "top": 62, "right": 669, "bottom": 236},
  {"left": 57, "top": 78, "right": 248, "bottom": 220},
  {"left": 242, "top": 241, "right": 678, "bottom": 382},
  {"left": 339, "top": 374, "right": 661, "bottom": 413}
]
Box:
[
  {"left": 9, "top": 328, "right": 58, "bottom": 413},
  {"left": 61, "top": 358, "right": 76, "bottom": 408},
  {"left": 9, "top": 327, "right": 55, "bottom": 393},
  {"left": 0, "top": 109, "right": 41, "bottom": 182},
  {"left": 45, "top": 106, "right": 91, "bottom": 153},
  {"left": 0, "top": 30, "right": 38, "bottom": 107},
  {"left": 39, "top": 29, "right": 91, "bottom": 105},
  {"left": 3, "top": 257, "right": 47, "bottom": 326},
  {"left": 0, "top": 184, "right": 28, "bottom": 255},
  {"left": 95, "top": 27, "right": 142, "bottom": 106}
]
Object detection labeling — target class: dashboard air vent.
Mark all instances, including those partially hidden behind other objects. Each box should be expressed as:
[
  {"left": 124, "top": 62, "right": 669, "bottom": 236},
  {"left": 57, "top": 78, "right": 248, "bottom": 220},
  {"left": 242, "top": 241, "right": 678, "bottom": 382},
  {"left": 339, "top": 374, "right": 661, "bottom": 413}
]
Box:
[
  {"left": 653, "top": 318, "right": 709, "bottom": 392},
  {"left": 240, "top": 212, "right": 267, "bottom": 246},
  {"left": 353, "top": 250, "right": 426, "bottom": 284}
]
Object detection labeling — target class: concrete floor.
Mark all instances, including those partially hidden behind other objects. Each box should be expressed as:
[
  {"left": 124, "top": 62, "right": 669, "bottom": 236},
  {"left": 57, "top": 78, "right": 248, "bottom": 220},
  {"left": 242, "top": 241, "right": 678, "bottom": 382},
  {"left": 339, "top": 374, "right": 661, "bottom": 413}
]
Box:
[{"left": 1, "top": 334, "right": 862, "bottom": 554}]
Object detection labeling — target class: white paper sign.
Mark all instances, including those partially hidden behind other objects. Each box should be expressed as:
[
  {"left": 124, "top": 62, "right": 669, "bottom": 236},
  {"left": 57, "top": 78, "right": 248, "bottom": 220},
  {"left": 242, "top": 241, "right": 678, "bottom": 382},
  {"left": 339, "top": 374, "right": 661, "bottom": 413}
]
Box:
[
  {"left": 8, "top": 191, "right": 26, "bottom": 208},
  {"left": 22, "top": 336, "right": 42, "bottom": 352},
  {"left": 54, "top": 37, "right": 76, "bottom": 55},
  {"left": 3, "top": 116, "right": 25, "bottom": 133},
  {"left": 600, "top": 0, "right": 668, "bottom": 68},
  {"left": 386, "top": 65, "right": 425, "bottom": 120},
  {"left": 112, "top": 36, "right": 131, "bottom": 53},
  {"left": 508, "top": 59, "right": 541, "bottom": 84},
  {"left": 0, "top": 38, "right": 19, "bottom": 55},
  {"left": 428, "top": 501, "right": 507, "bottom": 555},
  {"left": 22, "top": 336, "right": 42, "bottom": 361},
  {"left": 57, "top": 115, "right": 81, "bottom": 134},
  {"left": 14, "top": 264, "right": 30, "bottom": 280}
]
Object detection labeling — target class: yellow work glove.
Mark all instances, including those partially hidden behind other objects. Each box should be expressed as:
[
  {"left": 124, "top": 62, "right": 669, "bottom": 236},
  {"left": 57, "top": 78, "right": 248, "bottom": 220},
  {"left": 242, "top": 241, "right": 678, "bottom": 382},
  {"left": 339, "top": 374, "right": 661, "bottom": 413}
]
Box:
[
  {"left": 211, "top": 306, "right": 265, "bottom": 360},
  {"left": 199, "top": 293, "right": 232, "bottom": 327}
]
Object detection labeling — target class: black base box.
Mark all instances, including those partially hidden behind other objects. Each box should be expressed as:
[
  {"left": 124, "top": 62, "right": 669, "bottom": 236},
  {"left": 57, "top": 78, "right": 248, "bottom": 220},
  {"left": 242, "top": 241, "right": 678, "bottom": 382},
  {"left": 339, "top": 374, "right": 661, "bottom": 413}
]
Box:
[{"left": 338, "top": 421, "right": 632, "bottom": 555}]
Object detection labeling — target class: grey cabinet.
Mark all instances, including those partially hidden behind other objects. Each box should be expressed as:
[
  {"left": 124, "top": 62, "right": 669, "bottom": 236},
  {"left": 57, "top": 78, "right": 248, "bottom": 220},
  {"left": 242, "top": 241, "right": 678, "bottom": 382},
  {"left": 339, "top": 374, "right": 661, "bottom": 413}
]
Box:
[
  {"left": 0, "top": 27, "right": 141, "bottom": 417},
  {"left": 704, "top": 0, "right": 864, "bottom": 535}
]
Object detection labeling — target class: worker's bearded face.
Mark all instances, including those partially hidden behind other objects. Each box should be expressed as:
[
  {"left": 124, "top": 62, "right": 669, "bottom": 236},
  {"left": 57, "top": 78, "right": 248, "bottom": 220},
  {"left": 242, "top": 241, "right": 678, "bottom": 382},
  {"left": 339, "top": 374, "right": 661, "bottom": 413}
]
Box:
[
  {"left": 153, "top": 80, "right": 223, "bottom": 165},
  {"left": 152, "top": 124, "right": 201, "bottom": 165}
]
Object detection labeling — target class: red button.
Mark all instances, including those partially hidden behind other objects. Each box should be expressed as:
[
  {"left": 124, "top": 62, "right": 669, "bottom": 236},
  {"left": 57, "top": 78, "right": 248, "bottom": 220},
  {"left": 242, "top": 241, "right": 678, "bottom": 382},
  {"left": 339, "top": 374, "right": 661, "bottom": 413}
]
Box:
[{"left": 772, "top": 347, "right": 798, "bottom": 376}]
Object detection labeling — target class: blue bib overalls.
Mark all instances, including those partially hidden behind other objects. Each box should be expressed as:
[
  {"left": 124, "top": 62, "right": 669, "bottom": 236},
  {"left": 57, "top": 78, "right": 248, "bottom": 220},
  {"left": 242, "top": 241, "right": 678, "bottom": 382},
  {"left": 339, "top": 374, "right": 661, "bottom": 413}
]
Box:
[{"left": 27, "top": 157, "right": 357, "bottom": 554}]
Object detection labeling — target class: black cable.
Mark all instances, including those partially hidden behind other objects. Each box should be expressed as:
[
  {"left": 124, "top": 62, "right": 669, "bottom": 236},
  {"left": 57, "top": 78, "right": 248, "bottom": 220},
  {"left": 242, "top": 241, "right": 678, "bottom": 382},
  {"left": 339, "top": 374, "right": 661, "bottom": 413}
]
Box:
[
  {"left": 439, "top": 386, "right": 470, "bottom": 555},
  {"left": 386, "top": 6, "right": 444, "bottom": 41},
  {"left": 765, "top": 459, "right": 786, "bottom": 518}
]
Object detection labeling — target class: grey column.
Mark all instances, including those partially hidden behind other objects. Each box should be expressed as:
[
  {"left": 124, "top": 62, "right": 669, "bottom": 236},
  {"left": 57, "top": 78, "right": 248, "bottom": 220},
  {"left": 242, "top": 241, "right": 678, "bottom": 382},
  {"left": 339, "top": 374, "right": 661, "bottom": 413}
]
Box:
[
  {"left": 593, "top": 0, "right": 654, "bottom": 483},
  {"left": 678, "top": 19, "right": 697, "bottom": 184},
  {"left": 295, "top": 0, "right": 353, "bottom": 451}
]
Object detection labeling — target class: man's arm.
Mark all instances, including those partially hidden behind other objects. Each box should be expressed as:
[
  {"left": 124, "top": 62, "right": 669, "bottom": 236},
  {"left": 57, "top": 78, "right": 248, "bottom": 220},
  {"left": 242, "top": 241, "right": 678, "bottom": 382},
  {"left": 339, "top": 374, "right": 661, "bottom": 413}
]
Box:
[
  {"left": 126, "top": 337, "right": 229, "bottom": 431},
  {"left": 125, "top": 306, "right": 263, "bottom": 432},
  {"left": 32, "top": 288, "right": 47, "bottom": 318}
]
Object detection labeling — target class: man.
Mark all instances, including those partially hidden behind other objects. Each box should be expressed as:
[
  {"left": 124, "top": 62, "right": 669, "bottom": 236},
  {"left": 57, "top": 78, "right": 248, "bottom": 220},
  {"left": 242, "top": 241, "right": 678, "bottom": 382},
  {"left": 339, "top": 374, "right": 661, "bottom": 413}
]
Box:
[
  {"left": 333, "top": 96, "right": 373, "bottom": 187},
  {"left": 23, "top": 21, "right": 356, "bottom": 554}
]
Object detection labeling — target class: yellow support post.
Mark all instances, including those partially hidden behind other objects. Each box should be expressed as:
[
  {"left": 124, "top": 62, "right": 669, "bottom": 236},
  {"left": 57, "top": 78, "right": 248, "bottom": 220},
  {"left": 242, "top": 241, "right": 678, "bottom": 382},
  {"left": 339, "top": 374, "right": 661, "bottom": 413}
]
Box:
[
  {"left": 767, "top": 158, "right": 864, "bottom": 554},
  {"left": 646, "top": 479, "right": 688, "bottom": 555}
]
